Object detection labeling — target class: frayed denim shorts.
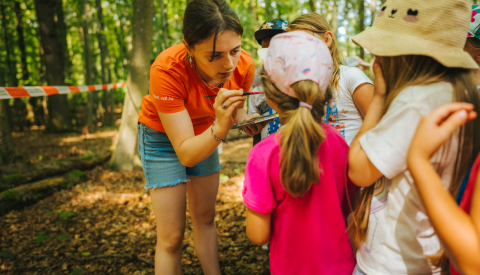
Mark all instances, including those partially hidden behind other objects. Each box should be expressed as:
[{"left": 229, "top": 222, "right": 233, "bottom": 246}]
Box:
[{"left": 138, "top": 123, "right": 222, "bottom": 189}]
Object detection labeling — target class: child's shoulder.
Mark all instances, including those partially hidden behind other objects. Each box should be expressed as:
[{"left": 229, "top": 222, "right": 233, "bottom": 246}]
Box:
[
  {"left": 321, "top": 123, "right": 349, "bottom": 147},
  {"left": 251, "top": 133, "right": 280, "bottom": 154},
  {"left": 250, "top": 124, "right": 348, "bottom": 156},
  {"left": 397, "top": 82, "right": 452, "bottom": 101}
]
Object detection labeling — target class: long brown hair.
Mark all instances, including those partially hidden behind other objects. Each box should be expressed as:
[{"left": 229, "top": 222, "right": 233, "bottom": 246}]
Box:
[
  {"left": 260, "top": 68, "right": 333, "bottom": 197},
  {"left": 183, "top": 0, "right": 243, "bottom": 61},
  {"left": 287, "top": 13, "right": 342, "bottom": 92},
  {"left": 348, "top": 55, "right": 480, "bottom": 267}
]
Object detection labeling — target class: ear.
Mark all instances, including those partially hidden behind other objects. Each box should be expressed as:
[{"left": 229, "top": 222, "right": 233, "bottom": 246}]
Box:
[
  {"left": 182, "top": 39, "right": 193, "bottom": 55},
  {"left": 476, "top": 51, "right": 480, "bottom": 62},
  {"left": 323, "top": 31, "right": 334, "bottom": 47}
]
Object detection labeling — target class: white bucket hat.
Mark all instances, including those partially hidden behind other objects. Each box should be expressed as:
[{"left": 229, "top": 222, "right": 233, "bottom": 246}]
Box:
[{"left": 352, "top": 0, "right": 478, "bottom": 69}]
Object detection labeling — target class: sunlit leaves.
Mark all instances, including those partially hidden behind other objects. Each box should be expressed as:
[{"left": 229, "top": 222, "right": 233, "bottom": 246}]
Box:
[{"left": 36, "top": 232, "right": 51, "bottom": 244}]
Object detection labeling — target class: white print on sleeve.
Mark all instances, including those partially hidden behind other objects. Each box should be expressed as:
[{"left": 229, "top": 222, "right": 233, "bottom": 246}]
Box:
[{"left": 153, "top": 94, "right": 174, "bottom": 100}]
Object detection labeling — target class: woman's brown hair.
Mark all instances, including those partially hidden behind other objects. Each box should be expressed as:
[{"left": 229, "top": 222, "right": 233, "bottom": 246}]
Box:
[
  {"left": 348, "top": 55, "right": 480, "bottom": 268},
  {"left": 287, "top": 13, "right": 342, "bottom": 92},
  {"left": 259, "top": 68, "right": 333, "bottom": 197},
  {"left": 183, "top": 0, "right": 243, "bottom": 61}
]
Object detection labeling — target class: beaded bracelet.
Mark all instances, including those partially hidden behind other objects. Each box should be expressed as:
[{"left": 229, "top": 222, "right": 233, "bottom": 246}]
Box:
[{"left": 211, "top": 118, "right": 228, "bottom": 143}]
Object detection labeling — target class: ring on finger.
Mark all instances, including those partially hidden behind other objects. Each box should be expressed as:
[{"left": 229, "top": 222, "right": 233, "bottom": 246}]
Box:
[{"left": 222, "top": 102, "right": 228, "bottom": 109}]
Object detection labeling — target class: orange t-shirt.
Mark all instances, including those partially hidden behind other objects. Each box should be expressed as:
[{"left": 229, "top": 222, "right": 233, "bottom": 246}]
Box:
[{"left": 138, "top": 44, "right": 255, "bottom": 136}]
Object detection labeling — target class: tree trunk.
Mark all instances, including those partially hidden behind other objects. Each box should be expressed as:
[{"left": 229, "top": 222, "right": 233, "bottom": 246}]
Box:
[
  {"left": 14, "top": 1, "right": 29, "bottom": 82},
  {"left": 1, "top": 0, "right": 17, "bottom": 88},
  {"left": 95, "top": 0, "right": 114, "bottom": 127},
  {"left": 34, "top": 0, "right": 72, "bottom": 132},
  {"left": 0, "top": 152, "right": 111, "bottom": 192},
  {"left": 155, "top": 2, "right": 163, "bottom": 55},
  {"left": 159, "top": 0, "right": 169, "bottom": 49},
  {"left": 2, "top": 0, "right": 27, "bottom": 131},
  {"left": 249, "top": 0, "right": 258, "bottom": 26},
  {"left": 82, "top": 0, "right": 95, "bottom": 132},
  {"left": 309, "top": 0, "right": 316, "bottom": 12},
  {"left": 0, "top": 11, "right": 13, "bottom": 163},
  {"left": 0, "top": 169, "right": 88, "bottom": 215},
  {"left": 0, "top": 67, "right": 14, "bottom": 166},
  {"left": 358, "top": 0, "right": 365, "bottom": 59},
  {"left": 54, "top": 0, "right": 72, "bottom": 82},
  {"left": 332, "top": 0, "right": 338, "bottom": 36},
  {"left": 110, "top": 0, "right": 154, "bottom": 171},
  {"left": 370, "top": 0, "right": 377, "bottom": 26},
  {"left": 265, "top": 0, "right": 271, "bottom": 20}
]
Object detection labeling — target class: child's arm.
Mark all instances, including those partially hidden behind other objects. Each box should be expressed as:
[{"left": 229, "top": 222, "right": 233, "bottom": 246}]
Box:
[
  {"left": 348, "top": 63, "right": 385, "bottom": 187},
  {"left": 246, "top": 207, "right": 271, "bottom": 245},
  {"left": 407, "top": 103, "right": 480, "bottom": 274}
]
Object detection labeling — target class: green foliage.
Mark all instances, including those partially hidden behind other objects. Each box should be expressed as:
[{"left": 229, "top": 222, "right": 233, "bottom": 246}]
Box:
[
  {"left": 44, "top": 209, "right": 51, "bottom": 216},
  {"left": 36, "top": 232, "right": 51, "bottom": 244},
  {"left": 67, "top": 170, "right": 87, "bottom": 184},
  {"left": 0, "top": 250, "right": 15, "bottom": 259},
  {"left": 2, "top": 174, "right": 21, "bottom": 183},
  {"left": 2, "top": 189, "right": 19, "bottom": 201},
  {"left": 69, "top": 269, "right": 84, "bottom": 275},
  {"left": 58, "top": 234, "right": 68, "bottom": 241},
  {"left": 60, "top": 211, "right": 75, "bottom": 220},
  {"left": 80, "top": 155, "right": 94, "bottom": 160},
  {"left": 220, "top": 174, "right": 229, "bottom": 184},
  {"left": 0, "top": 0, "right": 377, "bottom": 131},
  {"left": 81, "top": 252, "right": 90, "bottom": 256}
]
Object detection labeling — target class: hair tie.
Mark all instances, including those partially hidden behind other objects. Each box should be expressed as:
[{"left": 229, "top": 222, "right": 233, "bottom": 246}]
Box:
[{"left": 299, "top": 102, "right": 312, "bottom": 110}]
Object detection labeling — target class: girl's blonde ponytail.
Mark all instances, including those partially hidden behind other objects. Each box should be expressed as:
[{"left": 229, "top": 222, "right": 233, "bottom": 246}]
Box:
[{"left": 260, "top": 69, "right": 332, "bottom": 197}]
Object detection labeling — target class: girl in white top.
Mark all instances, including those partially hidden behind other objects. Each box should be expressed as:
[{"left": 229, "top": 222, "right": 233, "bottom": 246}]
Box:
[
  {"left": 348, "top": 0, "right": 480, "bottom": 274},
  {"left": 287, "top": 13, "right": 374, "bottom": 145}
]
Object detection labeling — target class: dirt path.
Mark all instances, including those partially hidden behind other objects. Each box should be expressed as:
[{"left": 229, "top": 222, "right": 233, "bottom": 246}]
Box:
[{"left": 0, "top": 138, "right": 270, "bottom": 275}]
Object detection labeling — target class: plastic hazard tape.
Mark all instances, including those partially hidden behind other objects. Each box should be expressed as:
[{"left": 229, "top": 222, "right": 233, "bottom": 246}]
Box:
[{"left": 0, "top": 83, "right": 125, "bottom": 100}]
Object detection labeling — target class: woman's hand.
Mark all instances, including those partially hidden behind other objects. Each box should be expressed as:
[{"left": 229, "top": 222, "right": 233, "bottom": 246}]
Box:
[
  {"left": 408, "top": 103, "right": 477, "bottom": 162},
  {"left": 213, "top": 88, "right": 247, "bottom": 138},
  {"left": 372, "top": 62, "right": 386, "bottom": 98},
  {"left": 243, "top": 113, "right": 269, "bottom": 137}
]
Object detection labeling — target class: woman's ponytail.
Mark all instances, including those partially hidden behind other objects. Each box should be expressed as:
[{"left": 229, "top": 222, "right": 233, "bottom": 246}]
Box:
[{"left": 260, "top": 69, "right": 332, "bottom": 197}]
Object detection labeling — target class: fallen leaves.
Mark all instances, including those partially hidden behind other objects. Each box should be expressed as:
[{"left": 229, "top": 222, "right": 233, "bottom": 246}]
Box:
[{"left": 0, "top": 135, "right": 269, "bottom": 274}]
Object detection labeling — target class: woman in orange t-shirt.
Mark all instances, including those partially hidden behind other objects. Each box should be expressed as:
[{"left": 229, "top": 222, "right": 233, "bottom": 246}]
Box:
[{"left": 137, "top": 0, "right": 259, "bottom": 274}]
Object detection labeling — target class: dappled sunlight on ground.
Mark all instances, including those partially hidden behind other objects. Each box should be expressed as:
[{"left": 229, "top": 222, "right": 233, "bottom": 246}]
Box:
[{"left": 1, "top": 137, "right": 270, "bottom": 274}]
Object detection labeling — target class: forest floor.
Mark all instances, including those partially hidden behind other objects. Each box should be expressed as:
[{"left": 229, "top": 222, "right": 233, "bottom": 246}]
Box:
[{"left": 0, "top": 130, "right": 270, "bottom": 274}]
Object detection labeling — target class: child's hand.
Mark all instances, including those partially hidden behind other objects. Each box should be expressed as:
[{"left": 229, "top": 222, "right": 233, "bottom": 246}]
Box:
[
  {"left": 243, "top": 113, "right": 268, "bottom": 137},
  {"left": 408, "top": 103, "right": 477, "bottom": 161},
  {"left": 372, "top": 62, "right": 386, "bottom": 98}
]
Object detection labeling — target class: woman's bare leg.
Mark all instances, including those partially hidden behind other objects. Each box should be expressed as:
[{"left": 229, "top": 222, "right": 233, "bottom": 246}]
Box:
[
  {"left": 187, "top": 172, "right": 220, "bottom": 275},
  {"left": 150, "top": 183, "right": 187, "bottom": 275}
]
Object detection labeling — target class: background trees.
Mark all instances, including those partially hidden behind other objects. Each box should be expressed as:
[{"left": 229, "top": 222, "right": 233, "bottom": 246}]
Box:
[
  {"left": 0, "top": 0, "right": 399, "bottom": 134},
  {"left": 2, "top": 0, "right": 467, "bottom": 162}
]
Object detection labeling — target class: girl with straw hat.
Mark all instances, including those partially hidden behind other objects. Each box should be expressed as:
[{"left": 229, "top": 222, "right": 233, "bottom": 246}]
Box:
[
  {"left": 347, "top": 0, "right": 480, "bottom": 274},
  {"left": 404, "top": 5, "right": 480, "bottom": 275}
]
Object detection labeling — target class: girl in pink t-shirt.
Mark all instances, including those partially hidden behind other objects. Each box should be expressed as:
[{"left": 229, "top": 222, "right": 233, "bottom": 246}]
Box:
[{"left": 242, "top": 31, "right": 356, "bottom": 275}]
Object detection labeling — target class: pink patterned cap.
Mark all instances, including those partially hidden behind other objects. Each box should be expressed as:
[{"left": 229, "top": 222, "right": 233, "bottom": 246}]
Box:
[{"left": 257, "top": 31, "right": 333, "bottom": 99}]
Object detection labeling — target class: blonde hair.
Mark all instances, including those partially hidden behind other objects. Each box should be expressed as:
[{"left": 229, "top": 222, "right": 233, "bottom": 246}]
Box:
[
  {"left": 287, "top": 13, "right": 342, "bottom": 92},
  {"left": 348, "top": 55, "right": 480, "bottom": 269},
  {"left": 466, "top": 37, "right": 480, "bottom": 49},
  {"left": 260, "top": 68, "right": 332, "bottom": 197}
]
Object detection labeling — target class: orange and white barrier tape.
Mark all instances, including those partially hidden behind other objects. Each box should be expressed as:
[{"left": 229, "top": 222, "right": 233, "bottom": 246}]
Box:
[{"left": 0, "top": 83, "right": 125, "bottom": 99}]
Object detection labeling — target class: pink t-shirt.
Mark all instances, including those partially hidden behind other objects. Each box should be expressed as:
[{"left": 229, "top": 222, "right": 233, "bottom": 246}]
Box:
[{"left": 243, "top": 124, "right": 356, "bottom": 275}]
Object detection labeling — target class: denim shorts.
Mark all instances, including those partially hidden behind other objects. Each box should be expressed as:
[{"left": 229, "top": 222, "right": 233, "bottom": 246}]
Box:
[{"left": 138, "top": 123, "right": 222, "bottom": 189}]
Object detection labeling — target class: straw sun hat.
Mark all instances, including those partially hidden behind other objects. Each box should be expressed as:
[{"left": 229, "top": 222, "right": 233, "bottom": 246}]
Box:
[{"left": 352, "top": 0, "right": 478, "bottom": 69}]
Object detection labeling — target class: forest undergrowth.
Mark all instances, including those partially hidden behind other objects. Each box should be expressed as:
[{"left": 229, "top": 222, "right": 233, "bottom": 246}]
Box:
[{"left": 0, "top": 131, "right": 269, "bottom": 274}]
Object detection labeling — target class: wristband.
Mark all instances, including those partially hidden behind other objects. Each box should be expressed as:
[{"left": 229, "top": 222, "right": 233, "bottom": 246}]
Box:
[{"left": 211, "top": 118, "right": 228, "bottom": 143}]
